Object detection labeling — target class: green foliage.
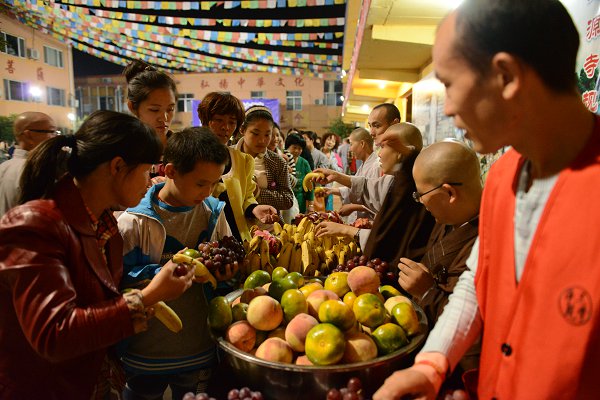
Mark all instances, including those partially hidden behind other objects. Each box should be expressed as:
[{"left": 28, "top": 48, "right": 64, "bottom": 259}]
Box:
[
  {"left": 328, "top": 117, "right": 353, "bottom": 139},
  {"left": 0, "top": 114, "right": 17, "bottom": 144},
  {"left": 577, "top": 67, "right": 598, "bottom": 94}
]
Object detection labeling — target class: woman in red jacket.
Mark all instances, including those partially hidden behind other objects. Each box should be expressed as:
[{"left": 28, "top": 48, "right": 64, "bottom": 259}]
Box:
[{"left": 0, "top": 110, "right": 194, "bottom": 399}]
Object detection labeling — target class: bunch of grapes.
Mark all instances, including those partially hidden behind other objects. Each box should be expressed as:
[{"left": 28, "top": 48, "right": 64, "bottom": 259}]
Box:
[
  {"left": 182, "top": 393, "right": 216, "bottom": 400},
  {"left": 332, "top": 255, "right": 397, "bottom": 285},
  {"left": 326, "top": 377, "right": 364, "bottom": 400},
  {"left": 227, "top": 387, "right": 264, "bottom": 400},
  {"left": 197, "top": 236, "right": 245, "bottom": 275}
]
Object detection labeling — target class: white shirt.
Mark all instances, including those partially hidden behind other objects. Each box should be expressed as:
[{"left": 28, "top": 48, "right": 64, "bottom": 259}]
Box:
[{"left": 0, "top": 148, "right": 28, "bottom": 217}]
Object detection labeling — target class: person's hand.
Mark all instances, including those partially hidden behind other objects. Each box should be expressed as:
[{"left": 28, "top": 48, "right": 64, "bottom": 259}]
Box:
[
  {"left": 312, "top": 167, "right": 339, "bottom": 184},
  {"left": 315, "top": 221, "right": 356, "bottom": 238},
  {"left": 253, "top": 204, "right": 278, "bottom": 224},
  {"left": 323, "top": 187, "right": 340, "bottom": 197},
  {"left": 377, "top": 131, "right": 416, "bottom": 156},
  {"left": 397, "top": 258, "right": 435, "bottom": 298},
  {"left": 338, "top": 203, "right": 364, "bottom": 216},
  {"left": 149, "top": 175, "right": 167, "bottom": 187},
  {"left": 141, "top": 260, "right": 194, "bottom": 306},
  {"left": 373, "top": 368, "right": 437, "bottom": 400},
  {"left": 214, "top": 261, "right": 239, "bottom": 282}
]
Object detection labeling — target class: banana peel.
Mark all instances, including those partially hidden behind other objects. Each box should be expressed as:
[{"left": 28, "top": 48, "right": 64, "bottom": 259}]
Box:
[{"left": 172, "top": 253, "right": 217, "bottom": 289}]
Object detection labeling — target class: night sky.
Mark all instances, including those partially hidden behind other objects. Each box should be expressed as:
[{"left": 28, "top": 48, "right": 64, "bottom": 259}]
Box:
[{"left": 73, "top": 49, "right": 124, "bottom": 77}]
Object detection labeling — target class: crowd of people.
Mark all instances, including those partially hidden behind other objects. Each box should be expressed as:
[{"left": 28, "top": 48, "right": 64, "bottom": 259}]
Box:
[{"left": 1, "top": 0, "right": 599, "bottom": 398}]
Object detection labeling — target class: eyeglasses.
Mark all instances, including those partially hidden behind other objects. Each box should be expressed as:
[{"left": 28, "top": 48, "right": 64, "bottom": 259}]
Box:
[
  {"left": 412, "top": 182, "right": 462, "bottom": 203},
  {"left": 26, "top": 129, "right": 59, "bottom": 135}
]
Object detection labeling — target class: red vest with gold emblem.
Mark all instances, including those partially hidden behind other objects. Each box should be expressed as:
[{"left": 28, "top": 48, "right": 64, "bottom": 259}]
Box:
[{"left": 475, "top": 116, "right": 600, "bottom": 399}]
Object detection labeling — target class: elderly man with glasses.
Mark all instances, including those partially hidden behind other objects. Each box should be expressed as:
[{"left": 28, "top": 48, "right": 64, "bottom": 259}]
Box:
[{"left": 0, "top": 111, "right": 57, "bottom": 216}]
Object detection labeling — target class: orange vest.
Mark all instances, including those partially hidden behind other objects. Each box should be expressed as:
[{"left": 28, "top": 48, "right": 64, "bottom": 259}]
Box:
[{"left": 475, "top": 117, "right": 600, "bottom": 399}]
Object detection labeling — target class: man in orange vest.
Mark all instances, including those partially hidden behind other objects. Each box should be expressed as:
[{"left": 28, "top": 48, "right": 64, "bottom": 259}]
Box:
[{"left": 374, "top": 0, "right": 600, "bottom": 399}]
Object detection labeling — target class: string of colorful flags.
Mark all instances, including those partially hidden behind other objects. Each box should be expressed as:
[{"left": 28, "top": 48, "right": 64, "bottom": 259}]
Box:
[{"left": 2, "top": 0, "right": 345, "bottom": 76}]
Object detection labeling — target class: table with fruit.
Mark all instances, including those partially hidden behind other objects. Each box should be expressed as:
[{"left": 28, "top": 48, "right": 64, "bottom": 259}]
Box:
[{"left": 161, "top": 213, "right": 425, "bottom": 400}]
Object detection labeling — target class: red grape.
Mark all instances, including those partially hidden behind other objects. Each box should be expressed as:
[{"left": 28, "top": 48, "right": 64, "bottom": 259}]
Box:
[
  {"left": 327, "top": 388, "right": 342, "bottom": 400},
  {"left": 375, "top": 264, "right": 387, "bottom": 274},
  {"left": 227, "top": 389, "right": 240, "bottom": 400},
  {"left": 372, "top": 258, "right": 382, "bottom": 266},
  {"left": 347, "top": 377, "right": 362, "bottom": 392},
  {"left": 195, "top": 394, "right": 209, "bottom": 400},
  {"left": 239, "top": 387, "right": 251, "bottom": 398},
  {"left": 182, "top": 393, "right": 196, "bottom": 400},
  {"left": 385, "top": 272, "right": 396, "bottom": 282},
  {"left": 174, "top": 264, "right": 188, "bottom": 277}
]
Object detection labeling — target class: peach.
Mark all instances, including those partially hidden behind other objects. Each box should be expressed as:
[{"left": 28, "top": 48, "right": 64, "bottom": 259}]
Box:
[
  {"left": 255, "top": 337, "right": 293, "bottom": 364},
  {"left": 295, "top": 354, "right": 313, "bottom": 365},
  {"left": 247, "top": 295, "right": 283, "bottom": 331},
  {"left": 285, "top": 313, "right": 319, "bottom": 353},
  {"left": 384, "top": 295, "right": 412, "bottom": 315},
  {"left": 342, "top": 331, "right": 378, "bottom": 363},
  {"left": 347, "top": 266, "right": 380, "bottom": 295},
  {"left": 306, "top": 289, "right": 339, "bottom": 318},
  {"left": 268, "top": 327, "right": 287, "bottom": 341},
  {"left": 240, "top": 286, "right": 268, "bottom": 304},
  {"left": 225, "top": 321, "right": 256, "bottom": 353}
]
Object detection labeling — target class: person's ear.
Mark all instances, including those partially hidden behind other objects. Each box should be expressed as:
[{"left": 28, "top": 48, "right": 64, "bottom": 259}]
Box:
[
  {"left": 127, "top": 100, "right": 137, "bottom": 116},
  {"left": 164, "top": 163, "right": 177, "bottom": 179},
  {"left": 491, "top": 52, "right": 522, "bottom": 100},
  {"left": 109, "top": 156, "right": 126, "bottom": 176},
  {"left": 443, "top": 183, "right": 459, "bottom": 204}
]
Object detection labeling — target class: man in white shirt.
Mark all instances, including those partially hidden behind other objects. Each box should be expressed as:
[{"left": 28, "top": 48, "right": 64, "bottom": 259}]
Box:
[{"left": 0, "top": 112, "right": 57, "bottom": 216}]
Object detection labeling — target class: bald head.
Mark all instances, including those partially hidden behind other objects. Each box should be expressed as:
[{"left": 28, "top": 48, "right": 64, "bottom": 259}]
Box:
[
  {"left": 350, "top": 127, "right": 373, "bottom": 148},
  {"left": 13, "top": 112, "right": 57, "bottom": 151},
  {"left": 385, "top": 122, "right": 423, "bottom": 153},
  {"left": 414, "top": 140, "right": 480, "bottom": 188}
]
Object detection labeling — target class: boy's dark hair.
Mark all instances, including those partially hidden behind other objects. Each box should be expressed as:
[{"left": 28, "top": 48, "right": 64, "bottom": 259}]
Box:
[
  {"left": 164, "top": 126, "right": 230, "bottom": 175},
  {"left": 455, "top": 0, "right": 578, "bottom": 93},
  {"left": 20, "top": 110, "right": 162, "bottom": 203},
  {"left": 123, "top": 59, "right": 177, "bottom": 109},
  {"left": 372, "top": 103, "right": 401, "bottom": 123},
  {"left": 285, "top": 133, "right": 314, "bottom": 169}
]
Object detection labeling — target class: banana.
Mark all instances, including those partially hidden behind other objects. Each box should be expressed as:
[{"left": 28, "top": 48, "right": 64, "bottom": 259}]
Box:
[
  {"left": 273, "top": 221, "right": 283, "bottom": 235},
  {"left": 259, "top": 239, "right": 270, "bottom": 269},
  {"left": 284, "top": 223, "right": 295, "bottom": 238},
  {"left": 322, "top": 235, "right": 333, "bottom": 251},
  {"left": 302, "top": 172, "right": 326, "bottom": 192},
  {"left": 154, "top": 301, "right": 183, "bottom": 333},
  {"left": 349, "top": 241, "right": 358, "bottom": 257},
  {"left": 172, "top": 253, "right": 217, "bottom": 289},
  {"left": 247, "top": 235, "right": 262, "bottom": 254},
  {"left": 339, "top": 250, "right": 347, "bottom": 266},
  {"left": 301, "top": 241, "right": 312, "bottom": 272},
  {"left": 293, "top": 232, "right": 304, "bottom": 245},
  {"left": 289, "top": 243, "right": 303, "bottom": 273},
  {"left": 248, "top": 252, "right": 261, "bottom": 273},
  {"left": 315, "top": 246, "right": 326, "bottom": 264},
  {"left": 277, "top": 242, "right": 293, "bottom": 268},
  {"left": 279, "top": 230, "right": 290, "bottom": 246}
]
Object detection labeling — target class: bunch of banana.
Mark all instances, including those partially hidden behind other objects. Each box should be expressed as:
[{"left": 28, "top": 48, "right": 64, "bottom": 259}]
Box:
[
  {"left": 172, "top": 253, "right": 217, "bottom": 289},
  {"left": 270, "top": 216, "right": 362, "bottom": 276},
  {"left": 244, "top": 234, "right": 274, "bottom": 275},
  {"left": 302, "top": 172, "right": 326, "bottom": 192}
]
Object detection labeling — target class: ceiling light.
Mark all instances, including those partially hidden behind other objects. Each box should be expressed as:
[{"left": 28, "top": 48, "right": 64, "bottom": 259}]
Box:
[
  {"left": 361, "top": 104, "right": 369, "bottom": 112},
  {"left": 378, "top": 82, "right": 386, "bottom": 90}
]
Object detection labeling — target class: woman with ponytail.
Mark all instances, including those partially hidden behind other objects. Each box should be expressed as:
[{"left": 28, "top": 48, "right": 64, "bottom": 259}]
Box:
[{"left": 0, "top": 110, "right": 194, "bottom": 399}]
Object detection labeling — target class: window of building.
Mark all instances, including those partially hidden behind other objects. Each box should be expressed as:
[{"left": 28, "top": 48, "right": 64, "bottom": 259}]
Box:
[
  {"left": 0, "top": 32, "right": 25, "bottom": 57},
  {"left": 47, "top": 87, "right": 65, "bottom": 106},
  {"left": 177, "top": 93, "right": 194, "bottom": 112},
  {"left": 3, "top": 79, "right": 30, "bottom": 101},
  {"left": 99, "top": 96, "right": 115, "bottom": 110},
  {"left": 44, "top": 46, "right": 63, "bottom": 68},
  {"left": 286, "top": 90, "right": 302, "bottom": 111},
  {"left": 324, "top": 80, "right": 343, "bottom": 106},
  {"left": 251, "top": 91, "right": 265, "bottom": 99}
]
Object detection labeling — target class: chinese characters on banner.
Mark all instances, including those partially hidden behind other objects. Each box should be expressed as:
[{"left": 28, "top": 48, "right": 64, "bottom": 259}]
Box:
[{"left": 564, "top": 0, "right": 600, "bottom": 114}]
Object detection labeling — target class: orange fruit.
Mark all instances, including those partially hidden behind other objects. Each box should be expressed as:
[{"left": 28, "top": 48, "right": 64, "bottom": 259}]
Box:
[
  {"left": 379, "top": 285, "right": 402, "bottom": 299},
  {"left": 268, "top": 275, "right": 299, "bottom": 301},
  {"left": 243, "top": 270, "right": 272, "bottom": 289},
  {"left": 318, "top": 299, "right": 356, "bottom": 331},
  {"left": 324, "top": 271, "right": 350, "bottom": 298},
  {"left": 208, "top": 296, "right": 232, "bottom": 331},
  {"left": 352, "top": 293, "right": 387, "bottom": 329},
  {"left": 299, "top": 281, "right": 324, "bottom": 298},
  {"left": 371, "top": 323, "right": 408, "bottom": 355},
  {"left": 271, "top": 266, "right": 288, "bottom": 281},
  {"left": 285, "top": 271, "right": 305, "bottom": 287},
  {"left": 280, "top": 288, "right": 308, "bottom": 322},
  {"left": 391, "top": 302, "right": 420, "bottom": 336},
  {"left": 305, "top": 323, "right": 346, "bottom": 365},
  {"left": 343, "top": 291, "right": 357, "bottom": 309},
  {"left": 182, "top": 248, "right": 201, "bottom": 259},
  {"left": 231, "top": 302, "right": 249, "bottom": 322}
]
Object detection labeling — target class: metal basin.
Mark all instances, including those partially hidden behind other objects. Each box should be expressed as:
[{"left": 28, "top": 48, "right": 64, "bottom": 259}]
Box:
[{"left": 217, "top": 289, "right": 429, "bottom": 400}]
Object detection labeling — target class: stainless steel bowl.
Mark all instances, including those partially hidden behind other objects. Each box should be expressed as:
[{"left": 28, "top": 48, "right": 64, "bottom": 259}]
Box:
[{"left": 217, "top": 289, "right": 429, "bottom": 400}]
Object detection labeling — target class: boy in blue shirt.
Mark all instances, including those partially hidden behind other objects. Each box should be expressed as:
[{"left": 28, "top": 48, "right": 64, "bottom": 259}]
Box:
[{"left": 118, "top": 127, "right": 234, "bottom": 399}]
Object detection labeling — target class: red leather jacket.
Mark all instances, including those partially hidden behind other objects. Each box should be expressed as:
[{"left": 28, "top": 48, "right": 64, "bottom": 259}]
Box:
[{"left": 0, "top": 176, "right": 135, "bottom": 399}]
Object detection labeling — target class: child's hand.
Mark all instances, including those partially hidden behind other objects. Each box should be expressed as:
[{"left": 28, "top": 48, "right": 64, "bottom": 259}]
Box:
[
  {"left": 141, "top": 260, "right": 194, "bottom": 306},
  {"left": 397, "top": 258, "right": 435, "bottom": 298},
  {"left": 253, "top": 204, "right": 278, "bottom": 224},
  {"left": 214, "top": 262, "right": 239, "bottom": 282}
]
